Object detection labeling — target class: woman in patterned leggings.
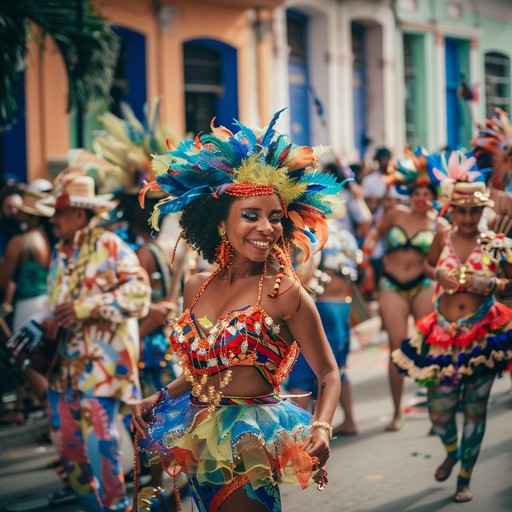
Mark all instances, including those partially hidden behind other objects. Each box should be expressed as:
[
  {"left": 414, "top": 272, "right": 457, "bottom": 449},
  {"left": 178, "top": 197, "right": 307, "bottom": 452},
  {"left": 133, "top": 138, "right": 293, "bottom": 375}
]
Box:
[{"left": 392, "top": 152, "right": 512, "bottom": 503}]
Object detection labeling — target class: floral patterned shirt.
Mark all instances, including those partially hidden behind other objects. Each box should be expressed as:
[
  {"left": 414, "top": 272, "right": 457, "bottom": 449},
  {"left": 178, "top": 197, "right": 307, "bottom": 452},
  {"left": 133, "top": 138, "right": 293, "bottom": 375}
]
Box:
[{"left": 48, "top": 218, "right": 150, "bottom": 404}]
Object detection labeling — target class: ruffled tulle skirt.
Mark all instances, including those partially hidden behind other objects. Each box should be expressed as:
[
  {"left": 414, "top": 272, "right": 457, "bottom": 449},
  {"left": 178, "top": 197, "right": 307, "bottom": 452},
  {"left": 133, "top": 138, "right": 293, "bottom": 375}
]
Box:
[
  {"left": 138, "top": 392, "right": 322, "bottom": 491},
  {"left": 392, "top": 299, "right": 512, "bottom": 386}
]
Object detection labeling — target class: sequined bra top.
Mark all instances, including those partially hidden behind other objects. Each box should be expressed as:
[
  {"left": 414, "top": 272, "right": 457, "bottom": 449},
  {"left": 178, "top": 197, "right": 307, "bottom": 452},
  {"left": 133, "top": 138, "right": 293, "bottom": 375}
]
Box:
[
  {"left": 435, "top": 230, "right": 496, "bottom": 295},
  {"left": 386, "top": 225, "right": 434, "bottom": 255},
  {"left": 169, "top": 268, "right": 300, "bottom": 394}
]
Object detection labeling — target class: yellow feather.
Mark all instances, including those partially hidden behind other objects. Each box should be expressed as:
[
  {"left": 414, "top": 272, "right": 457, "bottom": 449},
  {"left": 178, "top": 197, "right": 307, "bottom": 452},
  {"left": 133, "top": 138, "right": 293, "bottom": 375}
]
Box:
[
  {"left": 149, "top": 207, "right": 162, "bottom": 231},
  {"left": 152, "top": 154, "right": 173, "bottom": 177},
  {"left": 97, "top": 113, "right": 132, "bottom": 146},
  {"left": 233, "top": 156, "right": 306, "bottom": 204},
  {"left": 313, "top": 145, "right": 332, "bottom": 159}
]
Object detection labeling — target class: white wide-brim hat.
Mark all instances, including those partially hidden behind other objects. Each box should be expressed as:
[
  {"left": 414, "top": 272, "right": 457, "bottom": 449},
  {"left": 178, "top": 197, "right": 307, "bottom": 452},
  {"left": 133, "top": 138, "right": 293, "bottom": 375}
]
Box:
[
  {"left": 38, "top": 175, "right": 118, "bottom": 214},
  {"left": 450, "top": 181, "right": 495, "bottom": 208},
  {"left": 19, "top": 190, "right": 54, "bottom": 217}
]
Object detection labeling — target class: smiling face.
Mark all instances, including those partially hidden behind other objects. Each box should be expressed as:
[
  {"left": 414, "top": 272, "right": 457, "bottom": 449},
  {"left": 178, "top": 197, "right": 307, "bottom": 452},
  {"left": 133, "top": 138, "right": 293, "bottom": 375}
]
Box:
[
  {"left": 220, "top": 194, "right": 284, "bottom": 263},
  {"left": 410, "top": 185, "right": 434, "bottom": 212},
  {"left": 451, "top": 204, "right": 484, "bottom": 235}
]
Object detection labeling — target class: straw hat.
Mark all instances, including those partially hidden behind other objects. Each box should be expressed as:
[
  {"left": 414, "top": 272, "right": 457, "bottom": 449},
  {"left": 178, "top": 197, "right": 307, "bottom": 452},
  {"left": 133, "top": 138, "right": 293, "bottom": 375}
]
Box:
[
  {"left": 450, "top": 181, "right": 494, "bottom": 208},
  {"left": 19, "top": 190, "right": 54, "bottom": 217},
  {"left": 39, "top": 174, "right": 118, "bottom": 214}
]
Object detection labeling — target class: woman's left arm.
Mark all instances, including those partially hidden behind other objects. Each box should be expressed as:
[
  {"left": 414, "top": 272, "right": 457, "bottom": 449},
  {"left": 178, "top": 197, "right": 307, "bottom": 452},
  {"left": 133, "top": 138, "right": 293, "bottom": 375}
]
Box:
[
  {"left": 284, "top": 284, "right": 341, "bottom": 465},
  {"left": 0, "top": 235, "right": 23, "bottom": 290}
]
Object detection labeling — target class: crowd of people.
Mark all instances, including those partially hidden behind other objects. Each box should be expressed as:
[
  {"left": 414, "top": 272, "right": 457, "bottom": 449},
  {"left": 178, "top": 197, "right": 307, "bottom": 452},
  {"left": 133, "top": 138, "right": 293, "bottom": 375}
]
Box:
[{"left": 1, "top": 105, "right": 512, "bottom": 511}]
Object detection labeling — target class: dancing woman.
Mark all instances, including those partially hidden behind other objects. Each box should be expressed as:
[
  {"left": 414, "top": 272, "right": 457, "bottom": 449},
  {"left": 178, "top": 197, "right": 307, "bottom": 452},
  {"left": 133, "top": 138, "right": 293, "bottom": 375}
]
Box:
[
  {"left": 392, "top": 150, "right": 512, "bottom": 502},
  {"left": 362, "top": 149, "right": 444, "bottom": 431},
  {"left": 131, "top": 110, "right": 342, "bottom": 512}
]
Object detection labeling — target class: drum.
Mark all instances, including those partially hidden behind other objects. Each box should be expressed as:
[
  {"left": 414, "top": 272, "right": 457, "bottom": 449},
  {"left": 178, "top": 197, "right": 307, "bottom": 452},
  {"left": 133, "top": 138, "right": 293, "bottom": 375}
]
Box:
[{"left": 5, "top": 319, "right": 63, "bottom": 377}]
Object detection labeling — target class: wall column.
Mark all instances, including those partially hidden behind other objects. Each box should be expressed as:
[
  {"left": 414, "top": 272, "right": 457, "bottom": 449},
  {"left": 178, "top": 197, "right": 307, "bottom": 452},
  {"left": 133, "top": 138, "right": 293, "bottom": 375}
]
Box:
[
  {"left": 337, "top": 4, "right": 357, "bottom": 161},
  {"left": 434, "top": 32, "right": 447, "bottom": 150}
]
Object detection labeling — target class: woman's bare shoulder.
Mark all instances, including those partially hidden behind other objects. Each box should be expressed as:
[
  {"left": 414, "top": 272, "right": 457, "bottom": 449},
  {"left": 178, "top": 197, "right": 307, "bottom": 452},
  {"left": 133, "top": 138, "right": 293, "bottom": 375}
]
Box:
[{"left": 183, "top": 271, "right": 214, "bottom": 306}]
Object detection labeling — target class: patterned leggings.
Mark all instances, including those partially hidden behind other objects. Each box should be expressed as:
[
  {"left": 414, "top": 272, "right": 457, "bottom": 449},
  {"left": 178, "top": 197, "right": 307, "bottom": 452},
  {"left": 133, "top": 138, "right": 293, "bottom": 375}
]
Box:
[
  {"left": 427, "top": 374, "right": 495, "bottom": 486},
  {"left": 47, "top": 389, "right": 130, "bottom": 512}
]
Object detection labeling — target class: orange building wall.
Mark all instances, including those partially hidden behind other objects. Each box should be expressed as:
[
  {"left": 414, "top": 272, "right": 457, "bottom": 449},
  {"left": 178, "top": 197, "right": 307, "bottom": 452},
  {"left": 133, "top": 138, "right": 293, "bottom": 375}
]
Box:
[
  {"left": 24, "top": 1, "right": 276, "bottom": 181},
  {"left": 100, "top": 0, "right": 255, "bottom": 134},
  {"left": 25, "top": 30, "right": 70, "bottom": 180}
]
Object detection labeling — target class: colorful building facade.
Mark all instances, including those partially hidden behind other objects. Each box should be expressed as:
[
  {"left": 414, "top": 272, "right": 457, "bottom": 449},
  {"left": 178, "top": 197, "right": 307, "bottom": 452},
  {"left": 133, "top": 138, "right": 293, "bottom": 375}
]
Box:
[
  {"left": 2, "top": 0, "right": 511, "bottom": 182},
  {"left": 278, "top": 0, "right": 512, "bottom": 163}
]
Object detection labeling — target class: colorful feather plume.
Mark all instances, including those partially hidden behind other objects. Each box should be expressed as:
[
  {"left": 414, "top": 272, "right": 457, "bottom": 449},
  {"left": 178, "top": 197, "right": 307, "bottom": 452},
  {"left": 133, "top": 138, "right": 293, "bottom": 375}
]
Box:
[
  {"left": 471, "top": 108, "right": 512, "bottom": 190},
  {"left": 143, "top": 109, "right": 345, "bottom": 257},
  {"left": 384, "top": 146, "right": 433, "bottom": 195},
  {"left": 93, "top": 97, "right": 179, "bottom": 192},
  {"left": 425, "top": 149, "right": 493, "bottom": 217}
]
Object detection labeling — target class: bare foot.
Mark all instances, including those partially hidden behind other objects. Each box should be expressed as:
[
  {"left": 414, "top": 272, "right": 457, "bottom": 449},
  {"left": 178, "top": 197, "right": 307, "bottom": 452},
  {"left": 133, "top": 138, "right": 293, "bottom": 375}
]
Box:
[
  {"left": 453, "top": 484, "right": 473, "bottom": 503},
  {"left": 434, "top": 456, "right": 458, "bottom": 482},
  {"left": 385, "top": 418, "right": 403, "bottom": 432},
  {"left": 332, "top": 422, "right": 358, "bottom": 436}
]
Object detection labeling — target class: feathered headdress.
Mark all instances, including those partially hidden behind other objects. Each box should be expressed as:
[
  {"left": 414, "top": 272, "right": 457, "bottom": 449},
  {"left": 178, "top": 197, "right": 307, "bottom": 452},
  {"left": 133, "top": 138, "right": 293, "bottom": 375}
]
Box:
[
  {"left": 426, "top": 149, "right": 493, "bottom": 217},
  {"left": 384, "top": 146, "right": 433, "bottom": 195},
  {"left": 93, "top": 98, "right": 179, "bottom": 193},
  {"left": 471, "top": 108, "right": 512, "bottom": 191},
  {"left": 141, "top": 108, "right": 347, "bottom": 259}
]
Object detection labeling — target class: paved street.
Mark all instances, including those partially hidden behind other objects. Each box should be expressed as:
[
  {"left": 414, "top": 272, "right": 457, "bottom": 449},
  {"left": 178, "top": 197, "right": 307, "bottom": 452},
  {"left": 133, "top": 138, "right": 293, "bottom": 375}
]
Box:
[{"left": 1, "top": 325, "right": 512, "bottom": 512}]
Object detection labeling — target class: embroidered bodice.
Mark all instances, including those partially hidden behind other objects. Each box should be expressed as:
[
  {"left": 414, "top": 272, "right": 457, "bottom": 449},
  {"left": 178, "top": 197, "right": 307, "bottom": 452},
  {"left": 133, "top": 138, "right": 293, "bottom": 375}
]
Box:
[
  {"left": 436, "top": 231, "right": 496, "bottom": 276},
  {"left": 435, "top": 230, "right": 497, "bottom": 295},
  {"left": 169, "top": 267, "right": 299, "bottom": 401},
  {"left": 386, "top": 225, "right": 434, "bottom": 255}
]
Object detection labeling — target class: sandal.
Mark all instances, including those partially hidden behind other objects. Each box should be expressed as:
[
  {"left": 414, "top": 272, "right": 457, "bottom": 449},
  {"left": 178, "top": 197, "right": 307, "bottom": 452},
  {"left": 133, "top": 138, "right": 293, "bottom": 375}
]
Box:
[
  {"left": 453, "top": 485, "right": 473, "bottom": 503},
  {"left": 434, "top": 456, "right": 458, "bottom": 482}
]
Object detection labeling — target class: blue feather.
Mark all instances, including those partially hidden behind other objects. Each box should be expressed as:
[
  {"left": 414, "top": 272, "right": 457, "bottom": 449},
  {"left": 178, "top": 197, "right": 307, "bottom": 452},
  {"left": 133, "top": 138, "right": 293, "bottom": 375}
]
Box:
[
  {"left": 232, "top": 121, "right": 258, "bottom": 149},
  {"left": 299, "top": 171, "right": 343, "bottom": 194},
  {"left": 301, "top": 228, "right": 317, "bottom": 243},
  {"left": 157, "top": 187, "right": 209, "bottom": 214},
  {"left": 267, "top": 135, "right": 291, "bottom": 167},
  {"left": 260, "top": 108, "right": 287, "bottom": 150}
]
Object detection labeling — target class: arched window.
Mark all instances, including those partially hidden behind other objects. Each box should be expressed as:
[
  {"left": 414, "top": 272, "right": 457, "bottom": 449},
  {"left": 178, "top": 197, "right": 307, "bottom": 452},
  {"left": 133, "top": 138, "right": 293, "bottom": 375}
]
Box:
[{"left": 485, "top": 52, "right": 510, "bottom": 117}]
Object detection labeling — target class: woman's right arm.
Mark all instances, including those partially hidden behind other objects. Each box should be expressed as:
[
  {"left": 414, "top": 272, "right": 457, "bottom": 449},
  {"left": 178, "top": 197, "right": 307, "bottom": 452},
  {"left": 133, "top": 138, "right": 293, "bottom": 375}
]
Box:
[
  {"left": 424, "top": 231, "right": 459, "bottom": 290},
  {"left": 423, "top": 231, "right": 444, "bottom": 280},
  {"left": 131, "top": 374, "right": 191, "bottom": 438},
  {"left": 131, "top": 273, "right": 208, "bottom": 437}
]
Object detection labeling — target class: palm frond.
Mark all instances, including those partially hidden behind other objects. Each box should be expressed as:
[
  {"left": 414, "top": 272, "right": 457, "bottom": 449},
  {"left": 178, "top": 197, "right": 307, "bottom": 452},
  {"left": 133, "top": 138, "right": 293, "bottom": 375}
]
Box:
[{"left": 0, "top": 0, "right": 119, "bottom": 129}]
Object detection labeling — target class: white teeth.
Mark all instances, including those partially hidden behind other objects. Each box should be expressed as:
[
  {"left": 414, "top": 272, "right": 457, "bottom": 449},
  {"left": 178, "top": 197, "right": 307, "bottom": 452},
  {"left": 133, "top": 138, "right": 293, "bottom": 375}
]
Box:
[{"left": 247, "top": 240, "right": 270, "bottom": 248}]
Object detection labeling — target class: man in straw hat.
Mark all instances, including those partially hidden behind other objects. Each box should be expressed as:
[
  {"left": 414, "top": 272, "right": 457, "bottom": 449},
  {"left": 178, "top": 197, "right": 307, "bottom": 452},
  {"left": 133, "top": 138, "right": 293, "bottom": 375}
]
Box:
[{"left": 37, "top": 170, "right": 151, "bottom": 511}]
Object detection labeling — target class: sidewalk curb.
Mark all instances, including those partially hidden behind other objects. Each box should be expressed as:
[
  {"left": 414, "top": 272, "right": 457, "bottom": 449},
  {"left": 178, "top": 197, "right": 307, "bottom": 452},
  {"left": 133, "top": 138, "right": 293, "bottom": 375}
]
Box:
[{"left": 0, "top": 417, "right": 48, "bottom": 451}]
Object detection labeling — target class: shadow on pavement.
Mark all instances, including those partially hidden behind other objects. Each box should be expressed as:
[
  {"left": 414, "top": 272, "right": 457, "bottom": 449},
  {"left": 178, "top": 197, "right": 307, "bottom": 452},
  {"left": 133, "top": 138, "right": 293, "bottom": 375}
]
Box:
[{"left": 355, "top": 487, "right": 450, "bottom": 512}]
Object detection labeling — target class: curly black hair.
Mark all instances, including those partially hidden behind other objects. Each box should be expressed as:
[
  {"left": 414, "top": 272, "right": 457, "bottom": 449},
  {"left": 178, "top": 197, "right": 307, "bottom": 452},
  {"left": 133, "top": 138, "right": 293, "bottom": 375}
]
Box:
[{"left": 179, "top": 193, "right": 295, "bottom": 263}]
